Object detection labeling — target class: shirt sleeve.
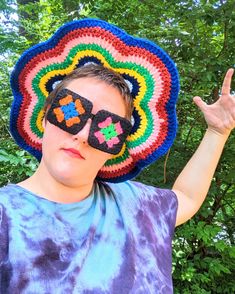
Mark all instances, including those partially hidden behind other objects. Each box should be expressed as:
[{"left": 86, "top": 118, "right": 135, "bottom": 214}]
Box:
[
  {"left": 0, "top": 204, "right": 10, "bottom": 283},
  {"left": 128, "top": 181, "right": 178, "bottom": 237},
  {"left": 109, "top": 180, "right": 178, "bottom": 288}
]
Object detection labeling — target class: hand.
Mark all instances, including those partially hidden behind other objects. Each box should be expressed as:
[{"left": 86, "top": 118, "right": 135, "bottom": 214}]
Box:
[{"left": 193, "top": 68, "right": 235, "bottom": 136}]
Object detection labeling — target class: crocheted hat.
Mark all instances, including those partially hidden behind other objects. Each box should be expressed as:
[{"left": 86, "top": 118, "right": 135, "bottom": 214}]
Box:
[{"left": 10, "top": 18, "right": 180, "bottom": 183}]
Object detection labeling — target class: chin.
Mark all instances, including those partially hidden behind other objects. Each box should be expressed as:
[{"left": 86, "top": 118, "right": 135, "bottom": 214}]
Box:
[
  {"left": 53, "top": 167, "right": 97, "bottom": 187},
  {"left": 42, "top": 153, "right": 102, "bottom": 186}
]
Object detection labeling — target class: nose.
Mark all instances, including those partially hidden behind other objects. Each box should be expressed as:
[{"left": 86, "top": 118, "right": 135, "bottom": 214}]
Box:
[{"left": 72, "top": 119, "right": 92, "bottom": 144}]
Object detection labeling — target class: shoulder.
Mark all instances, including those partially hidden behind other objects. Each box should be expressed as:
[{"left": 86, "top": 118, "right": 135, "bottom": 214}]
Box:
[
  {"left": 0, "top": 184, "right": 21, "bottom": 202},
  {"left": 106, "top": 180, "right": 177, "bottom": 201},
  {"left": 0, "top": 186, "right": 12, "bottom": 231},
  {"left": 104, "top": 180, "right": 178, "bottom": 214},
  {"left": 0, "top": 184, "right": 27, "bottom": 214},
  {"left": 0, "top": 184, "right": 19, "bottom": 194},
  {"left": 0, "top": 184, "right": 13, "bottom": 202},
  {"left": 104, "top": 180, "right": 178, "bottom": 234},
  {"left": 0, "top": 188, "right": 10, "bottom": 261}
]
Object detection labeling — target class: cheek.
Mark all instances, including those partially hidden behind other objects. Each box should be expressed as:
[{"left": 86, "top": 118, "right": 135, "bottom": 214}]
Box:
[
  {"left": 91, "top": 149, "right": 112, "bottom": 167},
  {"left": 42, "top": 126, "right": 65, "bottom": 155}
]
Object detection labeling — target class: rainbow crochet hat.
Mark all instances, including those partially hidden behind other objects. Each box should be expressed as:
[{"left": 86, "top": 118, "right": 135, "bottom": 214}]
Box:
[{"left": 10, "top": 18, "right": 180, "bottom": 183}]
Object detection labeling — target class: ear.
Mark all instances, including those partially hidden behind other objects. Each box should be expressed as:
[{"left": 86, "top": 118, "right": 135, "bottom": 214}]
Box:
[
  {"left": 108, "top": 154, "right": 114, "bottom": 160},
  {"left": 107, "top": 153, "right": 116, "bottom": 161},
  {"left": 42, "top": 106, "right": 51, "bottom": 129},
  {"left": 103, "top": 153, "right": 114, "bottom": 163},
  {"left": 42, "top": 116, "right": 47, "bottom": 129}
]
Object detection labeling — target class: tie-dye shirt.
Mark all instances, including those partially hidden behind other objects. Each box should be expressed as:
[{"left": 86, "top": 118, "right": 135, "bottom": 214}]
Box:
[{"left": 0, "top": 181, "right": 178, "bottom": 294}]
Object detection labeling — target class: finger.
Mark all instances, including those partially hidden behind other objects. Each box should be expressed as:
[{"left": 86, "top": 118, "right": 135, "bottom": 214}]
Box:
[
  {"left": 193, "top": 96, "right": 208, "bottom": 112},
  {"left": 221, "top": 68, "right": 234, "bottom": 96}
]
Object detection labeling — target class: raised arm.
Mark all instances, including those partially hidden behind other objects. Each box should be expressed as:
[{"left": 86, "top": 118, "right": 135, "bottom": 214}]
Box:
[{"left": 173, "top": 68, "right": 235, "bottom": 226}]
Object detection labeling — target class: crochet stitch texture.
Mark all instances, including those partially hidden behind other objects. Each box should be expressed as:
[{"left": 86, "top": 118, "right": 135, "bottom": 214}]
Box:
[{"left": 10, "top": 18, "right": 180, "bottom": 182}]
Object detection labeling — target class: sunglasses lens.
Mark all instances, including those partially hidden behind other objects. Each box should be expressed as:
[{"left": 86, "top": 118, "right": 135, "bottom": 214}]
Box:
[
  {"left": 88, "top": 110, "right": 132, "bottom": 155},
  {"left": 47, "top": 89, "right": 93, "bottom": 134}
]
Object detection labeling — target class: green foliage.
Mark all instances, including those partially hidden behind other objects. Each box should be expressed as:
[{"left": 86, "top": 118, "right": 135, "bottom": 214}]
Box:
[{"left": 0, "top": 0, "right": 235, "bottom": 292}]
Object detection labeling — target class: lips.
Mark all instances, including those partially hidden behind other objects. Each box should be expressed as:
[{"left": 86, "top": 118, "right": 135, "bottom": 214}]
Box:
[{"left": 62, "top": 148, "right": 85, "bottom": 159}]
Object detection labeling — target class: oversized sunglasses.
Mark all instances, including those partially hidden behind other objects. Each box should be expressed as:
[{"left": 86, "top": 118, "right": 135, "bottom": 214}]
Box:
[{"left": 46, "top": 89, "right": 132, "bottom": 155}]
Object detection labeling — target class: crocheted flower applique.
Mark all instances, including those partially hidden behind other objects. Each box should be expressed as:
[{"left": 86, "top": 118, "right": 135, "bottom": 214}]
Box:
[
  {"left": 53, "top": 94, "right": 85, "bottom": 127},
  {"left": 94, "top": 117, "right": 123, "bottom": 148}
]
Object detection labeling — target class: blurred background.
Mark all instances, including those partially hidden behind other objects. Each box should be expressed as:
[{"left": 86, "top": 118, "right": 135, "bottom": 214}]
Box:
[{"left": 0, "top": 0, "right": 234, "bottom": 292}]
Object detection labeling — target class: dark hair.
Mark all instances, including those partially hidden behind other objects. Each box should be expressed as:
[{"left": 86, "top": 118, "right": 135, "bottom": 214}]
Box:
[{"left": 43, "top": 64, "right": 133, "bottom": 120}]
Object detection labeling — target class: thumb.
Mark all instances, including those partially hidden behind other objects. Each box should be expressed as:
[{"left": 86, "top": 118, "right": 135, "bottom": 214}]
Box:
[{"left": 193, "top": 96, "right": 208, "bottom": 112}]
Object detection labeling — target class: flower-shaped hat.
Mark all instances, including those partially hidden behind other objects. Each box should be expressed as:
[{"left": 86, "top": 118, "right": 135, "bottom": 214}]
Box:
[{"left": 10, "top": 18, "right": 180, "bottom": 183}]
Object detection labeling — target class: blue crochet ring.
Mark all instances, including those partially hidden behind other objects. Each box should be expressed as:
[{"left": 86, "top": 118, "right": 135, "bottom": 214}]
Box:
[{"left": 10, "top": 18, "right": 180, "bottom": 182}]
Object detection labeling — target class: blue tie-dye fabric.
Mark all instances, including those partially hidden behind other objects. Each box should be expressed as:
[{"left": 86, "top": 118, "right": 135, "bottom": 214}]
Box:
[{"left": 0, "top": 181, "right": 178, "bottom": 294}]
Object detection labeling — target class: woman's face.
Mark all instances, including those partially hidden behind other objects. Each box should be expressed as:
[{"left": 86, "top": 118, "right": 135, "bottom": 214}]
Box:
[{"left": 41, "top": 77, "right": 127, "bottom": 187}]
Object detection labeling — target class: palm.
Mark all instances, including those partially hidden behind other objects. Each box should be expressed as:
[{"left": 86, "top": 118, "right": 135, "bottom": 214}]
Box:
[{"left": 194, "top": 69, "right": 235, "bottom": 135}]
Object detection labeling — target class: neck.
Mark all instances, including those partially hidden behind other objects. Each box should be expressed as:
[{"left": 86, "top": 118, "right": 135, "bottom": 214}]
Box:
[{"left": 18, "top": 160, "right": 94, "bottom": 204}]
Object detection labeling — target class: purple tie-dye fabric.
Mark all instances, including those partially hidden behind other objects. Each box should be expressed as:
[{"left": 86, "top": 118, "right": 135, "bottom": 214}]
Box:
[{"left": 0, "top": 181, "right": 178, "bottom": 294}]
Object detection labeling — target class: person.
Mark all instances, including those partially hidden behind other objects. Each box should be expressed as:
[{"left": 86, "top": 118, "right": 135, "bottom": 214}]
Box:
[{"left": 0, "top": 19, "right": 234, "bottom": 293}]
